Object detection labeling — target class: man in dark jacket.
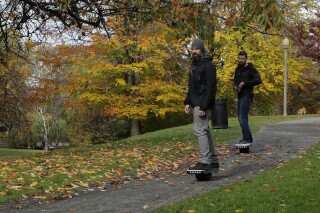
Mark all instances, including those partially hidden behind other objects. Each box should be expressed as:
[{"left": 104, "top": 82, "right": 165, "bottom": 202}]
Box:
[
  {"left": 233, "top": 51, "right": 262, "bottom": 145},
  {"left": 184, "top": 39, "right": 219, "bottom": 171}
]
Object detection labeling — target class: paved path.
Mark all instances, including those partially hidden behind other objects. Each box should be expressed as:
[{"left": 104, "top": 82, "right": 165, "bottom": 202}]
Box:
[{"left": 1, "top": 117, "right": 320, "bottom": 213}]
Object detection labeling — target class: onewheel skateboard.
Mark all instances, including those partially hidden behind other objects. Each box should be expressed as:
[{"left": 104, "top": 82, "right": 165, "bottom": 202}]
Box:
[
  {"left": 234, "top": 143, "right": 251, "bottom": 153},
  {"left": 187, "top": 168, "right": 219, "bottom": 181}
]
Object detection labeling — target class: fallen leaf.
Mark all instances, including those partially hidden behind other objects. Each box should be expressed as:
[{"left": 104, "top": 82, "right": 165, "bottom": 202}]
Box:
[
  {"left": 225, "top": 188, "right": 231, "bottom": 193},
  {"left": 34, "top": 196, "right": 47, "bottom": 199},
  {"left": 30, "top": 182, "right": 38, "bottom": 187},
  {"left": 17, "top": 178, "right": 25, "bottom": 183},
  {"left": 79, "top": 181, "right": 89, "bottom": 187},
  {"left": 137, "top": 172, "right": 145, "bottom": 177},
  {"left": 9, "top": 185, "right": 23, "bottom": 190},
  {"left": 277, "top": 163, "right": 284, "bottom": 168},
  {"left": 61, "top": 194, "right": 72, "bottom": 199}
]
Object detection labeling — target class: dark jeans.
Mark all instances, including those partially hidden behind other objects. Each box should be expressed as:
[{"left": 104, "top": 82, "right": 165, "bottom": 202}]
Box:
[{"left": 237, "top": 95, "right": 253, "bottom": 142}]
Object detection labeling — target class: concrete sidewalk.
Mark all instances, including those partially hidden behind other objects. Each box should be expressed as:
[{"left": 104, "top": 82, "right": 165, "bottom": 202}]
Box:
[{"left": 1, "top": 117, "right": 319, "bottom": 213}]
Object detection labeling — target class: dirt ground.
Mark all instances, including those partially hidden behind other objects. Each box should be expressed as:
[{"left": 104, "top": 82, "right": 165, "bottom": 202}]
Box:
[{"left": 1, "top": 117, "right": 319, "bottom": 213}]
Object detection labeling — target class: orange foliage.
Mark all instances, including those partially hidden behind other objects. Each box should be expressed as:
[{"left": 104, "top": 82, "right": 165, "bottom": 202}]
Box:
[{"left": 55, "top": 23, "right": 188, "bottom": 120}]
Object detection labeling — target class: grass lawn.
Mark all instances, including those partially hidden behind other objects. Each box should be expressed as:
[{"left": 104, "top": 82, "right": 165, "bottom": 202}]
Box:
[
  {"left": 0, "top": 115, "right": 318, "bottom": 204},
  {"left": 153, "top": 142, "right": 320, "bottom": 213},
  {"left": 0, "top": 148, "right": 44, "bottom": 160}
]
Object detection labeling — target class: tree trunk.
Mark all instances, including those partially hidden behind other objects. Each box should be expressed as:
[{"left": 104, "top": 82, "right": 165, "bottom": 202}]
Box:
[
  {"left": 38, "top": 107, "right": 50, "bottom": 151},
  {"left": 130, "top": 119, "right": 140, "bottom": 136},
  {"left": 277, "top": 99, "right": 283, "bottom": 115},
  {"left": 127, "top": 70, "right": 141, "bottom": 136},
  {"left": 124, "top": 0, "right": 141, "bottom": 137}
]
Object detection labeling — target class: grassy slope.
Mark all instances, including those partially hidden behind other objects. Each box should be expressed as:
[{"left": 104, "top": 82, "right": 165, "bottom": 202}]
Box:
[{"left": 0, "top": 149, "right": 44, "bottom": 160}]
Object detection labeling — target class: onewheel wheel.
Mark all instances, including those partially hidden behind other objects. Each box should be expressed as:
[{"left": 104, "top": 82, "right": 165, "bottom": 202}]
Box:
[
  {"left": 240, "top": 146, "right": 250, "bottom": 153},
  {"left": 195, "top": 173, "right": 212, "bottom": 181}
]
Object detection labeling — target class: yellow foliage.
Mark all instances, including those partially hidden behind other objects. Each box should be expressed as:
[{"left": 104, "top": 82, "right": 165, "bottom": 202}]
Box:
[
  {"left": 63, "top": 23, "right": 188, "bottom": 120},
  {"left": 115, "top": 78, "right": 126, "bottom": 86},
  {"left": 214, "top": 28, "right": 314, "bottom": 113}
]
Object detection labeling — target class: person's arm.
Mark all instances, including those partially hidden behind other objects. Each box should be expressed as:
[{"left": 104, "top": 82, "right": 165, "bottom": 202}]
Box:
[
  {"left": 244, "top": 66, "right": 262, "bottom": 87},
  {"left": 184, "top": 69, "right": 192, "bottom": 106},
  {"left": 200, "top": 62, "right": 216, "bottom": 111},
  {"left": 184, "top": 90, "right": 191, "bottom": 106},
  {"left": 233, "top": 69, "right": 240, "bottom": 92}
]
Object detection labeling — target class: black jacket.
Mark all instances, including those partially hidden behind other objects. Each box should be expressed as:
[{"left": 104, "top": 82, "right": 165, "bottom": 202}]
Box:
[
  {"left": 184, "top": 55, "right": 217, "bottom": 111},
  {"left": 233, "top": 63, "right": 262, "bottom": 98}
]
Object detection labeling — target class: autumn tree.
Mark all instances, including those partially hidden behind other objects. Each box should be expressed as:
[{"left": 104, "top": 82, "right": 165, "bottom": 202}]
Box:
[
  {"left": 293, "top": 16, "right": 320, "bottom": 63},
  {"left": 59, "top": 22, "right": 188, "bottom": 138},
  {"left": 27, "top": 45, "right": 70, "bottom": 150},
  {"left": 214, "top": 28, "right": 316, "bottom": 115},
  {"left": 0, "top": 46, "right": 31, "bottom": 147},
  {"left": 293, "top": 14, "right": 320, "bottom": 64},
  {"left": 287, "top": 9, "right": 320, "bottom": 113},
  {"left": 0, "top": 1, "right": 287, "bottom": 50}
]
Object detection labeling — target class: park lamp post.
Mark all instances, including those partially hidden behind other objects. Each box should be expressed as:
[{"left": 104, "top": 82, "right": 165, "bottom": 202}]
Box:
[{"left": 283, "top": 37, "right": 289, "bottom": 116}]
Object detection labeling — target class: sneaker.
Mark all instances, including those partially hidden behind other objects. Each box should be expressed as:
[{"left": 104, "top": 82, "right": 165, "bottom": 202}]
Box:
[
  {"left": 238, "top": 140, "right": 252, "bottom": 145},
  {"left": 189, "top": 162, "right": 212, "bottom": 171},
  {"left": 189, "top": 162, "right": 201, "bottom": 170}
]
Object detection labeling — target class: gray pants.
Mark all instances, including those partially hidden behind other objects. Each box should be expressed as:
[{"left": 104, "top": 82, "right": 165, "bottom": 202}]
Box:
[{"left": 192, "top": 107, "right": 219, "bottom": 164}]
